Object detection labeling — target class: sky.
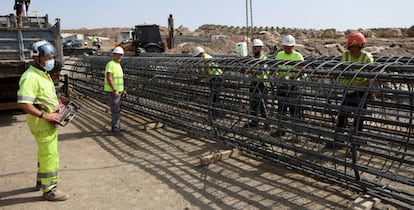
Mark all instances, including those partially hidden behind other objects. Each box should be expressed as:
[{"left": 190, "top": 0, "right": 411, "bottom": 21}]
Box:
[{"left": 1, "top": 0, "right": 412, "bottom": 31}]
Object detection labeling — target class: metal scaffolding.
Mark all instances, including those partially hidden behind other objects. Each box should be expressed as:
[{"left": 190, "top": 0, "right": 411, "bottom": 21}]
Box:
[{"left": 63, "top": 55, "right": 414, "bottom": 208}]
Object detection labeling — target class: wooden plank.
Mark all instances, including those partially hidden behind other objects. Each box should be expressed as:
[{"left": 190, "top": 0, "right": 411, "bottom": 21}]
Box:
[
  {"left": 347, "top": 195, "right": 380, "bottom": 210},
  {"left": 199, "top": 149, "right": 240, "bottom": 166},
  {"left": 144, "top": 122, "right": 164, "bottom": 130}
]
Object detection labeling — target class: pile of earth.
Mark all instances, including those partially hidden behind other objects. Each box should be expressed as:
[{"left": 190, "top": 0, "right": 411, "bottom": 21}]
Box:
[{"left": 63, "top": 24, "right": 414, "bottom": 57}]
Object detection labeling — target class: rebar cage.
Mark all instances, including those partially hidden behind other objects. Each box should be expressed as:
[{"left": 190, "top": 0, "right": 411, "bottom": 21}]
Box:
[{"left": 63, "top": 55, "right": 414, "bottom": 208}]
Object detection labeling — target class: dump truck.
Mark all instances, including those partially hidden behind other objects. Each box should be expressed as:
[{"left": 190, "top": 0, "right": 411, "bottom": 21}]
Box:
[{"left": 0, "top": 1, "right": 64, "bottom": 110}]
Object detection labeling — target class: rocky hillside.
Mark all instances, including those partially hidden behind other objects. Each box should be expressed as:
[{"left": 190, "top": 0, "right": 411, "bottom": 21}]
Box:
[{"left": 63, "top": 25, "right": 414, "bottom": 57}]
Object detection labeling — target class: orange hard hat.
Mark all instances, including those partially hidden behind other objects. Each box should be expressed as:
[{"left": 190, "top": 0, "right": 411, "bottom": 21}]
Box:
[{"left": 346, "top": 32, "right": 366, "bottom": 47}]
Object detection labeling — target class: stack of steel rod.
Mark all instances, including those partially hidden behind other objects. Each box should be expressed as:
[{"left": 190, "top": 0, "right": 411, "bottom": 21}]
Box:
[{"left": 63, "top": 55, "right": 414, "bottom": 208}]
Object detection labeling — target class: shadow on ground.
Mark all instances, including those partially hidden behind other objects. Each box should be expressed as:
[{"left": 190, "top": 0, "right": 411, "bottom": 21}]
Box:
[{"left": 64, "top": 96, "right": 357, "bottom": 209}]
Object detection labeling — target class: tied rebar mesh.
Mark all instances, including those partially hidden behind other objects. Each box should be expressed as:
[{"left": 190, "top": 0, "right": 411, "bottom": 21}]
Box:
[{"left": 63, "top": 55, "right": 414, "bottom": 208}]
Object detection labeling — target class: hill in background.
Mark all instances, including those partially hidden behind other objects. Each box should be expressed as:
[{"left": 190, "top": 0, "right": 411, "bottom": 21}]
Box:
[{"left": 62, "top": 25, "right": 414, "bottom": 56}]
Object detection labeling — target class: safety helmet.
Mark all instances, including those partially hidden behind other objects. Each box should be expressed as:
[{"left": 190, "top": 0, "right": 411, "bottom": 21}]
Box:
[
  {"left": 112, "top": 46, "right": 124, "bottom": 55},
  {"left": 192, "top": 46, "right": 205, "bottom": 57},
  {"left": 84, "top": 42, "right": 88, "bottom": 45},
  {"left": 346, "top": 32, "right": 366, "bottom": 47},
  {"left": 30, "top": 40, "right": 56, "bottom": 57},
  {"left": 252, "top": 39, "right": 264, "bottom": 47},
  {"left": 281, "top": 35, "right": 296, "bottom": 46}
]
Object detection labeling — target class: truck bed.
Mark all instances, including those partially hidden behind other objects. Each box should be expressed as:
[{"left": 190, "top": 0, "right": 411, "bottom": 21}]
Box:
[{"left": 0, "top": 15, "right": 63, "bottom": 109}]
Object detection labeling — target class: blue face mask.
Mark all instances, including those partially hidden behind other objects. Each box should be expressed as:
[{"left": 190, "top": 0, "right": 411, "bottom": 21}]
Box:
[{"left": 44, "top": 59, "right": 55, "bottom": 72}]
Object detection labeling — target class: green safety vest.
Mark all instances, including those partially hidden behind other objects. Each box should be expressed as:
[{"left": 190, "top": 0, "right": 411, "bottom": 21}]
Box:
[
  {"left": 249, "top": 54, "right": 270, "bottom": 86},
  {"left": 17, "top": 65, "right": 59, "bottom": 133},
  {"left": 104, "top": 60, "right": 124, "bottom": 92},
  {"left": 342, "top": 51, "right": 373, "bottom": 86},
  {"left": 202, "top": 54, "right": 223, "bottom": 76},
  {"left": 275, "top": 51, "right": 304, "bottom": 79}
]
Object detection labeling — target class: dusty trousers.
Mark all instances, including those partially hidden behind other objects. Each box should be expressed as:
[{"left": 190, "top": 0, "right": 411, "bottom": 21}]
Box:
[
  {"left": 108, "top": 92, "right": 122, "bottom": 131},
  {"left": 248, "top": 81, "right": 269, "bottom": 126},
  {"left": 209, "top": 77, "right": 222, "bottom": 118},
  {"left": 337, "top": 90, "right": 367, "bottom": 132}
]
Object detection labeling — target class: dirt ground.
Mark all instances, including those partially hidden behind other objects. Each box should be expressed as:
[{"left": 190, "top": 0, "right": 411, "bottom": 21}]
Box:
[{"left": 0, "top": 95, "right": 398, "bottom": 210}]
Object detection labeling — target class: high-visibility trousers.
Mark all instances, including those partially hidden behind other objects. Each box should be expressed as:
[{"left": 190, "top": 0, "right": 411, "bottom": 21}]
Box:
[{"left": 33, "top": 128, "right": 59, "bottom": 192}]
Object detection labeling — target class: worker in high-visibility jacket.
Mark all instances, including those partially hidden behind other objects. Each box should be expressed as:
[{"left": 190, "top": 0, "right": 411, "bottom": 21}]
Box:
[
  {"left": 272, "top": 35, "right": 304, "bottom": 137},
  {"left": 327, "top": 32, "right": 374, "bottom": 151},
  {"left": 92, "top": 35, "right": 97, "bottom": 47},
  {"left": 193, "top": 46, "right": 223, "bottom": 119},
  {"left": 17, "top": 40, "right": 68, "bottom": 201},
  {"left": 243, "top": 39, "right": 270, "bottom": 129},
  {"left": 104, "top": 46, "right": 127, "bottom": 135}
]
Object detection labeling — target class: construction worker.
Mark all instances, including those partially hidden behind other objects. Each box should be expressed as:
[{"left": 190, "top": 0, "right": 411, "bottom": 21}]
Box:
[
  {"left": 17, "top": 40, "right": 68, "bottom": 201},
  {"left": 14, "top": 1, "right": 23, "bottom": 16},
  {"left": 243, "top": 39, "right": 270, "bottom": 129},
  {"left": 104, "top": 46, "right": 127, "bottom": 135},
  {"left": 14, "top": 0, "right": 30, "bottom": 16},
  {"left": 96, "top": 37, "right": 101, "bottom": 50},
  {"left": 83, "top": 42, "right": 88, "bottom": 48},
  {"left": 92, "top": 35, "right": 97, "bottom": 47},
  {"left": 272, "top": 35, "right": 304, "bottom": 137},
  {"left": 193, "top": 46, "right": 223, "bottom": 119},
  {"left": 327, "top": 32, "right": 373, "bottom": 153}
]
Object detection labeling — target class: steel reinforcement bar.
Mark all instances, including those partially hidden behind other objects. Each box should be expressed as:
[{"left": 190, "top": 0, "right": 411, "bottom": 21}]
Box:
[
  {"left": 132, "top": 53, "right": 414, "bottom": 66},
  {"left": 303, "top": 55, "right": 414, "bottom": 65},
  {"left": 63, "top": 56, "right": 414, "bottom": 208}
]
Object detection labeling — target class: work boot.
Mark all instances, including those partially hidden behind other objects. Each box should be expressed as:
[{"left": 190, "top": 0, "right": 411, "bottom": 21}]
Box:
[
  {"left": 112, "top": 131, "right": 123, "bottom": 136},
  {"left": 43, "top": 187, "right": 68, "bottom": 202},
  {"left": 346, "top": 149, "right": 361, "bottom": 159},
  {"left": 243, "top": 122, "right": 258, "bottom": 128},
  {"left": 270, "top": 130, "right": 285, "bottom": 137},
  {"left": 34, "top": 181, "right": 41, "bottom": 191},
  {"left": 323, "top": 141, "right": 345, "bottom": 150},
  {"left": 111, "top": 128, "right": 123, "bottom": 136}
]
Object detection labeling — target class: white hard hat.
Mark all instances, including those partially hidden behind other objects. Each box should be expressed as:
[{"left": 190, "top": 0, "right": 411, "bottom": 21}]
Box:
[
  {"left": 84, "top": 42, "right": 88, "bottom": 45},
  {"left": 282, "top": 35, "right": 296, "bottom": 46},
  {"left": 112, "top": 46, "right": 124, "bottom": 55},
  {"left": 252, "top": 39, "right": 264, "bottom": 47},
  {"left": 192, "top": 46, "right": 205, "bottom": 57},
  {"left": 31, "top": 40, "right": 56, "bottom": 57}
]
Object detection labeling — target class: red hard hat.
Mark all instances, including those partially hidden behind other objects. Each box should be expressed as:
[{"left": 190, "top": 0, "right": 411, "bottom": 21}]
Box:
[{"left": 346, "top": 32, "right": 366, "bottom": 47}]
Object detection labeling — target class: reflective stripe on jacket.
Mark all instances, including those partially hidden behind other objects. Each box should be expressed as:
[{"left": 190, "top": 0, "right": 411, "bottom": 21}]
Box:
[
  {"left": 203, "top": 54, "right": 223, "bottom": 76},
  {"left": 104, "top": 60, "right": 124, "bottom": 92},
  {"left": 249, "top": 54, "right": 270, "bottom": 86},
  {"left": 275, "top": 51, "right": 304, "bottom": 79},
  {"left": 342, "top": 51, "right": 373, "bottom": 86},
  {"left": 17, "top": 65, "right": 59, "bottom": 133}
]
